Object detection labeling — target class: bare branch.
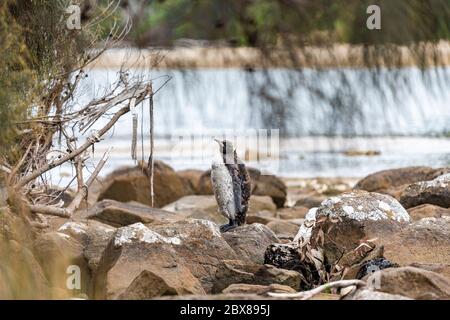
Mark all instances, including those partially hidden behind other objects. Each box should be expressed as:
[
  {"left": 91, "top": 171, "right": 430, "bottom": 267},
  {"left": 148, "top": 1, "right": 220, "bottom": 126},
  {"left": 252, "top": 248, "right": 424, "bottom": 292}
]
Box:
[
  {"left": 267, "top": 279, "right": 366, "bottom": 300},
  {"left": 0, "top": 164, "right": 11, "bottom": 174},
  {"left": 29, "top": 204, "right": 70, "bottom": 218},
  {"left": 16, "top": 85, "right": 151, "bottom": 188},
  {"left": 29, "top": 148, "right": 113, "bottom": 218},
  {"left": 66, "top": 147, "right": 112, "bottom": 213}
]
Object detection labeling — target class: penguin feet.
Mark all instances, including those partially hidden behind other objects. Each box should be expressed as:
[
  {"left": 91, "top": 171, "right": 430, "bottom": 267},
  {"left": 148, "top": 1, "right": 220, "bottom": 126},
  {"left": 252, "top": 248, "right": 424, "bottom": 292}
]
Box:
[{"left": 220, "top": 220, "right": 238, "bottom": 233}]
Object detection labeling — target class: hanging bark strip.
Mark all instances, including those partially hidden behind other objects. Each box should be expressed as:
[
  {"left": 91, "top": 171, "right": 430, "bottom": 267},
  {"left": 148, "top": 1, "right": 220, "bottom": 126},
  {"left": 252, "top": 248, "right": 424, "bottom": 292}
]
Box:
[
  {"left": 130, "top": 97, "right": 138, "bottom": 161},
  {"left": 147, "top": 84, "right": 155, "bottom": 207},
  {"left": 140, "top": 98, "right": 145, "bottom": 163}
]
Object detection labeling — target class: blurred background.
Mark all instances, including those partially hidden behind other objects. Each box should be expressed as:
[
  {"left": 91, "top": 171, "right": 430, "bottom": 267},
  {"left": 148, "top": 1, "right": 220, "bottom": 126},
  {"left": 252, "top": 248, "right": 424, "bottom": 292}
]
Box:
[
  {"left": 2, "top": 0, "right": 450, "bottom": 181},
  {"left": 84, "top": 0, "right": 450, "bottom": 179}
]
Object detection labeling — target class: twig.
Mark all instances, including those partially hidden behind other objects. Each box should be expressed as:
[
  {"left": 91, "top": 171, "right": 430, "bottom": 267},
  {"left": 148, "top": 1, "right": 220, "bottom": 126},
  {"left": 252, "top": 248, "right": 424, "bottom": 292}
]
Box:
[
  {"left": 29, "top": 148, "right": 112, "bottom": 218},
  {"left": 28, "top": 204, "right": 69, "bottom": 218},
  {"left": 66, "top": 147, "right": 112, "bottom": 213},
  {"left": 267, "top": 279, "right": 366, "bottom": 300},
  {"left": 0, "top": 164, "right": 11, "bottom": 174}
]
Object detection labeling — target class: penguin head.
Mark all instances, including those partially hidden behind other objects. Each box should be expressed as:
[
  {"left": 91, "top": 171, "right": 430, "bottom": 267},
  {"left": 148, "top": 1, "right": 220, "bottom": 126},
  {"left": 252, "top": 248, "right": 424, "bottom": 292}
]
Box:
[{"left": 214, "top": 139, "right": 235, "bottom": 156}]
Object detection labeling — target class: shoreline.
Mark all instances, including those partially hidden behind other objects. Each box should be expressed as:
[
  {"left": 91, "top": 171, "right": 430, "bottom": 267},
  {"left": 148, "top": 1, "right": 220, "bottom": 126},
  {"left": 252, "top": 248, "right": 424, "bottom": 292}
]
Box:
[{"left": 89, "top": 41, "right": 450, "bottom": 69}]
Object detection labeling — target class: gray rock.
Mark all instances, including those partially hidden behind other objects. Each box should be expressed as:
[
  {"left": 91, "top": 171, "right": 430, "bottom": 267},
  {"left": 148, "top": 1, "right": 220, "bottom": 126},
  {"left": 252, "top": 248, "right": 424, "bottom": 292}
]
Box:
[
  {"left": 407, "top": 204, "right": 450, "bottom": 221},
  {"left": 316, "top": 190, "right": 410, "bottom": 223},
  {"left": 221, "top": 223, "right": 279, "bottom": 264},
  {"left": 94, "top": 222, "right": 206, "bottom": 299},
  {"left": 366, "top": 267, "right": 450, "bottom": 300},
  {"left": 400, "top": 173, "right": 450, "bottom": 209},
  {"left": 355, "top": 166, "right": 450, "bottom": 194},
  {"left": 149, "top": 219, "right": 240, "bottom": 293},
  {"left": 345, "top": 288, "right": 412, "bottom": 300},
  {"left": 57, "top": 220, "right": 116, "bottom": 273},
  {"left": 212, "top": 259, "right": 302, "bottom": 293},
  {"left": 86, "top": 199, "right": 182, "bottom": 227},
  {"left": 309, "top": 190, "right": 409, "bottom": 269},
  {"left": 96, "top": 161, "right": 190, "bottom": 208},
  {"left": 162, "top": 195, "right": 277, "bottom": 225}
]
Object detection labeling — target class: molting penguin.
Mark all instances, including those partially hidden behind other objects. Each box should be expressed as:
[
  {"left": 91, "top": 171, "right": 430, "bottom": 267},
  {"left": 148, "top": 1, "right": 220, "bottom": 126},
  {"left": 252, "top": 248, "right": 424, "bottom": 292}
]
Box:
[{"left": 211, "top": 139, "right": 251, "bottom": 232}]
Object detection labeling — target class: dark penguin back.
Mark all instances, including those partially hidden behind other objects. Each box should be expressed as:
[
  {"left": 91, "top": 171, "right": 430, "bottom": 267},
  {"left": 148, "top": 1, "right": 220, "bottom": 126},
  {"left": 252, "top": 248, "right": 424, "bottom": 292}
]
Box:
[{"left": 222, "top": 149, "right": 252, "bottom": 226}]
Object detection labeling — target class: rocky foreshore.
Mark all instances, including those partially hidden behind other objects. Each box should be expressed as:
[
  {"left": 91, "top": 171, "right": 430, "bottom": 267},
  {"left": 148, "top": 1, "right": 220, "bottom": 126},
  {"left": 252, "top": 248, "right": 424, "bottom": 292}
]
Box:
[{"left": 1, "top": 163, "right": 450, "bottom": 300}]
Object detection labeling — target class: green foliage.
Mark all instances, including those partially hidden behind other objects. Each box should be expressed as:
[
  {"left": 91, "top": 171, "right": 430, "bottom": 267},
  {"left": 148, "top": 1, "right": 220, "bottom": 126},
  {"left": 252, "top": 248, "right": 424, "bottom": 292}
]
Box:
[
  {"left": 0, "top": 2, "right": 34, "bottom": 156},
  {"left": 142, "top": 0, "right": 450, "bottom": 46},
  {"left": 0, "top": 0, "right": 116, "bottom": 164}
]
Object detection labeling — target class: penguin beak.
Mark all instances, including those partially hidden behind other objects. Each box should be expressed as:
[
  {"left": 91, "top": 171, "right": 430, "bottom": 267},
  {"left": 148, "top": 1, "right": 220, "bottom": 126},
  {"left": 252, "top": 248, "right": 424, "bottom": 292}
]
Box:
[{"left": 213, "top": 139, "right": 222, "bottom": 146}]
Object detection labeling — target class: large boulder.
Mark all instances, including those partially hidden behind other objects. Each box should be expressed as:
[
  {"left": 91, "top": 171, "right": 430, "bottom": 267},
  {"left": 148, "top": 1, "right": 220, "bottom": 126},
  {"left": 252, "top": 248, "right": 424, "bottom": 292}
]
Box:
[
  {"left": 381, "top": 217, "right": 450, "bottom": 267},
  {"left": 162, "top": 195, "right": 277, "bottom": 225},
  {"left": 85, "top": 199, "right": 183, "bottom": 227},
  {"left": 314, "top": 190, "right": 410, "bottom": 224},
  {"left": 309, "top": 212, "right": 450, "bottom": 275},
  {"left": 310, "top": 190, "right": 410, "bottom": 267},
  {"left": 366, "top": 267, "right": 450, "bottom": 300},
  {"left": 177, "top": 169, "right": 204, "bottom": 194},
  {"left": 118, "top": 269, "right": 202, "bottom": 300},
  {"left": 57, "top": 220, "right": 116, "bottom": 274},
  {"left": 253, "top": 175, "right": 287, "bottom": 208},
  {"left": 265, "top": 191, "right": 411, "bottom": 287},
  {"left": 150, "top": 220, "right": 283, "bottom": 292},
  {"left": 198, "top": 168, "right": 287, "bottom": 208},
  {"left": 407, "top": 204, "right": 450, "bottom": 221},
  {"left": 355, "top": 166, "right": 450, "bottom": 197},
  {"left": 148, "top": 219, "right": 240, "bottom": 293},
  {"left": 96, "top": 161, "right": 190, "bottom": 208},
  {"left": 221, "top": 224, "right": 279, "bottom": 264},
  {"left": 94, "top": 222, "right": 206, "bottom": 299},
  {"left": 400, "top": 173, "right": 450, "bottom": 209}
]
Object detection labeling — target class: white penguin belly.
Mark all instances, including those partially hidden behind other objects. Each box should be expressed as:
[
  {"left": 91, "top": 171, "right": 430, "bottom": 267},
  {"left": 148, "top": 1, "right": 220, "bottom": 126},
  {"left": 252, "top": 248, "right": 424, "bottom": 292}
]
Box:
[{"left": 211, "top": 162, "right": 236, "bottom": 220}]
